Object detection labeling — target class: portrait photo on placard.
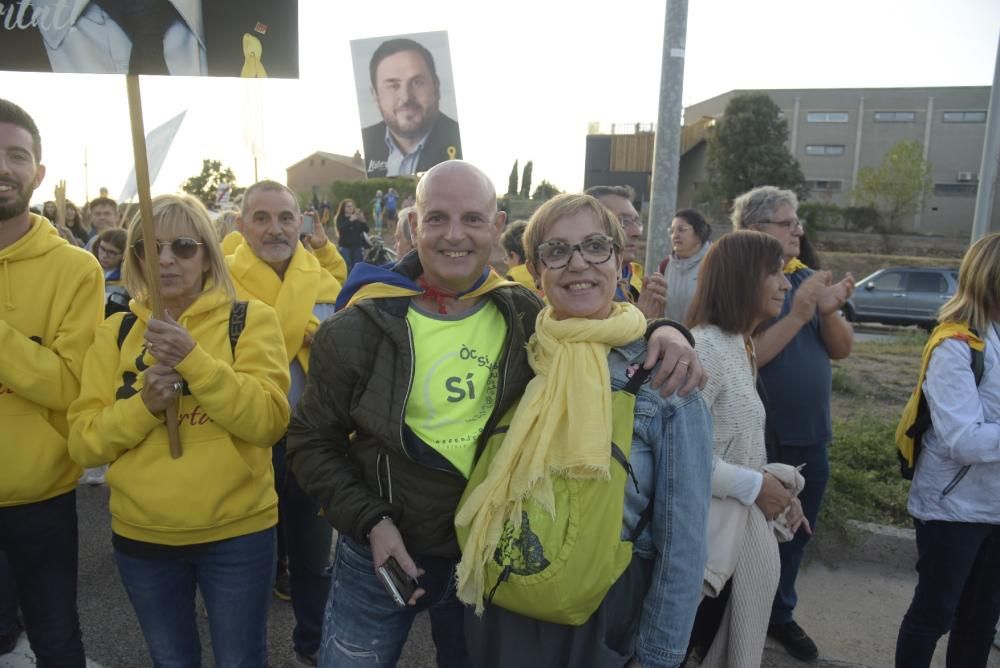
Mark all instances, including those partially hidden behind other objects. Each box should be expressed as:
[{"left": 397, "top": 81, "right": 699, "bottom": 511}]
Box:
[
  {"left": 350, "top": 30, "right": 462, "bottom": 178},
  {"left": 0, "top": 0, "right": 299, "bottom": 78}
]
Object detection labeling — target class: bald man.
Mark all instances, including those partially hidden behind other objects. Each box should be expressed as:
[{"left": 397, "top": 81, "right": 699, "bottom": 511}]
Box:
[{"left": 287, "top": 161, "right": 704, "bottom": 665}]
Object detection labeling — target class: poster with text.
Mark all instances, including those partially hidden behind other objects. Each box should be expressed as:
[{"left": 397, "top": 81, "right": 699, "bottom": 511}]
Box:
[
  {"left": 0, "top": 0, "right": 298, "bottom": 78},
  {"left": 350, "top": 30, "right": 462, "bottom": 178}
]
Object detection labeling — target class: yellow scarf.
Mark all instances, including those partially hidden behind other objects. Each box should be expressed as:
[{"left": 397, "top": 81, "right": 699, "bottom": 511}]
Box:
[
  {"left": 783, "top": 257, "right": 808, "bottom": 274},
  {"left": 454, "top": 302, "right": 647, "bottom": 609},
  {"left": 895, "top": 322, "right": 985, "bottom": 466},
  {"left": 227, "top": 242, "right": 341, "bottom": 373}
]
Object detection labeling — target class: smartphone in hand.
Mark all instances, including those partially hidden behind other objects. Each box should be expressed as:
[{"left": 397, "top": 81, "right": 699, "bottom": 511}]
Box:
[{"left": 376, "top": 556, "right": 418, "bottom": 607}]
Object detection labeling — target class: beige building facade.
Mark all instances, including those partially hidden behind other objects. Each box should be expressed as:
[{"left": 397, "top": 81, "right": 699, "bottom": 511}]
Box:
[{"left": 683, "top": 86, "right": 995, "bottom": 236}]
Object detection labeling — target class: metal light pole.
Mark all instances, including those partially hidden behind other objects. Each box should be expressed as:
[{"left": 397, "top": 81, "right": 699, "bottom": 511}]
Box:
[
  {"left": 971, "top": 33, "right": 1000, "bottom": 241},
  {"left": 645, "top": 0, "right": 689, "bottom": 272}
]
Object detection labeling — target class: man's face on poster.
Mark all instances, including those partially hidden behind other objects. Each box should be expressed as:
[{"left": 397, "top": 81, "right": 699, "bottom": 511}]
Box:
[{"left": 372, "top": 49, "right": 441, "bottom": 142}]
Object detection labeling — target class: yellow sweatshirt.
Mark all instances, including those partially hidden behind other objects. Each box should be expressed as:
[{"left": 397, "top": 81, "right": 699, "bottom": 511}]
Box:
[
  {"left": 67, "top": 289, "right": 291, "bottom": 545},
  {"left": 0, "top": 215, "right": 104, "bottom": 506},
  {"left": 227, "top": 241, "right": 341, "bottom": 373},
  {"left": 223, "top": 231, "right": 347, "bottom": 285}
]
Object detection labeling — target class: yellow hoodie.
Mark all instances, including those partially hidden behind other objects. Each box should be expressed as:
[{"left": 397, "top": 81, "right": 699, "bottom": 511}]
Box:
[
  {"left": 67, "top": 289, "right": 291, "bottom": 545},
  {"left": 227, "top": 241, "right": 341, "bottom": 374},
  {"left": 223, "top": 231, "right": 348, "bottom": 285},
  {"left": 0, "top": 215, "right": 104, "bottom": 507}
]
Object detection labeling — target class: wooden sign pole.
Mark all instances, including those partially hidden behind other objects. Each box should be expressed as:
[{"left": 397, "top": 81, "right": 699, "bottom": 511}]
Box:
[{"left": 125, "top": 74, "right": 183, "bottom": 459}]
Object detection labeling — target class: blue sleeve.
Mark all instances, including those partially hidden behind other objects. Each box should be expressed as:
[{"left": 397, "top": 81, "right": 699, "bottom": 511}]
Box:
[{"left": 635, "top": 392, "right": 713, "bottom": 668}]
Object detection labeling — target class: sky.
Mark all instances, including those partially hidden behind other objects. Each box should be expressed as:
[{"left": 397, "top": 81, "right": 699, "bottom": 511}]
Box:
[{"left": 2, "top": 0, "right": 999, "bottom": 206}]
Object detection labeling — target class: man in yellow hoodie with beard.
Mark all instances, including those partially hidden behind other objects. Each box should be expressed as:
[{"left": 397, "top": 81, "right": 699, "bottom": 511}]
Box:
[
  {"left": 0, "top": 98, "right": 103, "bottom": 666},
  {"left": 226, "top": 179, "right": 341, "bottom": 668}
]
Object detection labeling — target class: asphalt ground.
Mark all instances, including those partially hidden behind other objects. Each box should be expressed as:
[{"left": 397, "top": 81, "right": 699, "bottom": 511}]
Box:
[
  {"left": 1, "top": 484, "right": 438, "bottom": 668},
  {"left": 3, "top": 485, "right": 998, "bottom": 668}
]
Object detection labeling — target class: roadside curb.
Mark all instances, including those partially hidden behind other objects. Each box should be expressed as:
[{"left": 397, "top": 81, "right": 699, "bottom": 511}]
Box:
[{"left": 814, "top": 519, "right": 916, "bottom": 571}]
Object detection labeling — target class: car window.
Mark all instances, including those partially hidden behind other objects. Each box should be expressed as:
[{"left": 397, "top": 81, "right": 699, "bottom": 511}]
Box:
[
  {"left": 907, "top": 272, "right": 947, "bottom": 293},
  {"left": 870, "top": 271, "right": 905, "bottom": 291}
]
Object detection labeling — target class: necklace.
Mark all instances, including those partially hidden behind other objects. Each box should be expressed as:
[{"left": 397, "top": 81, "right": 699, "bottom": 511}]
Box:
[{"left": 744, "top": 336, "right": 758, "bottom": 381}]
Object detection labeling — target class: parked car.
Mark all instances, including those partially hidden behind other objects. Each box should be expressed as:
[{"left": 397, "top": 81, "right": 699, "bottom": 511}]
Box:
[{"left": 843, "top": 267, "right": 958, "bottom": 328}]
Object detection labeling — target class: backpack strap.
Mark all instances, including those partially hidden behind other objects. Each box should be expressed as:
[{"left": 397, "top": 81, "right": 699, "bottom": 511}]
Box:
[
  {"left": 620, "top": 363, "right": 655, "bottom": 542},
  {"left": 228, "top": 301, "right": 248, "bottom": 355},
  {"left": 902, "top": 331, "right": 986, "bottom": 479},
  {"left": 116, "top": 303, "right": 248, "bottom": 354},
  {"left": 117, "top": 313, "right": 138, "bottom": 349},
  {"left": 623, "top": 364, "right": 653, "bottom": 394}
]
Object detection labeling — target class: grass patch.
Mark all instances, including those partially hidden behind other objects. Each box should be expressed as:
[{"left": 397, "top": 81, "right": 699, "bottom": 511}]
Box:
[
  {"left": 821, "top": 330, "right": 926, "bottom": 529},
  {"left": 822, "top": 413, "right": 912, "bottom": 530},
  {"left": 831, "top": 367, "right": 864, "bottom": 397}
]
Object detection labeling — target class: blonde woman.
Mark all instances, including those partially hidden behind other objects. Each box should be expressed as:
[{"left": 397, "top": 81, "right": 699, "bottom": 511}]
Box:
[
  {"left": 895, "top": 232, "right": 1000, "bottom": 668},
  {"left": 68, "top": 194, "right": 290, "bottom": 667}
]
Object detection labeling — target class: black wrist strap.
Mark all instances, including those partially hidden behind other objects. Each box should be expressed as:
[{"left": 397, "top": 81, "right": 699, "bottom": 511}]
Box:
[{"left": 645, "top": 318, "right": 695, "bottom": 347}]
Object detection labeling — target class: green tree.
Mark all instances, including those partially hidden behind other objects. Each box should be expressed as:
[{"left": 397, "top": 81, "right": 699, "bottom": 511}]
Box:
[
  {"left": 180, "top": 159, "right": 244, "bottom": 209},
  {"left": 532, "top": 180, "right": 561, "bottom": 202},
  {"left": 519, "top": 161, "right": 533, "bottom": 199},
  {"left": 706, "top": 93, "right": 808, "bottom": 203},
  {"left": 507, "top": 160, "right": 519, "bottom": 197},
  {"left": 852, "top": 140, "right": 932, "bottom": 233}
]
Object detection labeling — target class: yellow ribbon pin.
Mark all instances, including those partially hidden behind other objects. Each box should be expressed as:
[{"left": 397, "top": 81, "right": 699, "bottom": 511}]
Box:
[
  {"left": 447, "top": 146, "right": 457, "bottom": 160},
  {"left": 241, "top": 33, "right": 268, "bottom": 78}
]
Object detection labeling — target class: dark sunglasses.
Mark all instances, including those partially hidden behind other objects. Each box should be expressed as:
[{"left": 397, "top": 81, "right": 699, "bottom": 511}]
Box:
[{"left": 132, "top": 237, "right": 205, "bottom": 260}]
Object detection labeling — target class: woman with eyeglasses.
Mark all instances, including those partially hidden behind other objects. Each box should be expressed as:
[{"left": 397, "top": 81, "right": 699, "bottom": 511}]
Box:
[
  {"left": 457, "top": 193, "right": 712, "bottom": 668},
  {"left": 68, "top": 194, "right": 290, "bottom": 668}
]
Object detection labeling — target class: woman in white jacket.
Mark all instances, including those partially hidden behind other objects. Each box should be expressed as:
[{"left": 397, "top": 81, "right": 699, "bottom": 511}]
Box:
[{"left": 895, "top": 232, "right": 1000, "bottom": 668}]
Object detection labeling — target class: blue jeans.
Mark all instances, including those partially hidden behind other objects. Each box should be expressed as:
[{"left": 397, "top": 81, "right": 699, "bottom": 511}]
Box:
[
  {"left": 318, "top": 536, "right": 470, "bottom": 668},
  {"left": 0, "top": 491, "right": 85, "bottom": 667},
  {"left": 769, "top": 444, "right": 829, "bottom": 625},
  {"left": 273, "top": 442, "right": 333, "bottom": 658},
  {"left": 895, "top": 520, "right": 1000, "bottom": 668},
  {"left": 115, "top": 528, "right": 276, "bottom": 668},
  {"left": 339, "top": 246, "right": 365, "bottom": 273}
]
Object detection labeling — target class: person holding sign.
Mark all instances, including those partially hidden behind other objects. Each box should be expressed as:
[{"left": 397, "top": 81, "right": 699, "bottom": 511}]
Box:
[
  {"left": 68, "top": 194, "right": 290, "bottom": 668},
  {"left": 0, "top": 98, "right": 103, "bottom": 668}
]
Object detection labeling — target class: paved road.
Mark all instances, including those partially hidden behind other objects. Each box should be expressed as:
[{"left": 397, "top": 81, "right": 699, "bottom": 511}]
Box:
[
  {"left": 1, "top": 485, "right": 437, "bottom": 668},
  {"left": 3, "top": 487, "right": 999, "bottom": 667}
]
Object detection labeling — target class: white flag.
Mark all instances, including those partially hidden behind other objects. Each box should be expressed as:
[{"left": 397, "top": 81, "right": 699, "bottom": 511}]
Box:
[{"left": 119, "top": 110, "right": 187, "bottom": 203}]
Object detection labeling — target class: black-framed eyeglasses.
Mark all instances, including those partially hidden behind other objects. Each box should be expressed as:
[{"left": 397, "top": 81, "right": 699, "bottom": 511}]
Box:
[
  {"left": 767, "top": 218, "right": 803, "bottom": 230},
  {"left": 132, "top": 237, "right": 205, "bottom": 260},
  {"left": 537, "top": 235, "right": 617, "bottom": 269}
]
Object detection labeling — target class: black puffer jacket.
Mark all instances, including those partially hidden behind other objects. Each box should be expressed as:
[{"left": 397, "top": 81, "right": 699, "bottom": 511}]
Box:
[{"left": 287, "top": 254, "right": 541, "bottom": 558}]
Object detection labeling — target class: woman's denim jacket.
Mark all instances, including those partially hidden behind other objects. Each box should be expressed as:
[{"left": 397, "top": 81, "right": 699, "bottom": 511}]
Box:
[{"left": 609, "top": 340, "right": 713, "bottom": 668}]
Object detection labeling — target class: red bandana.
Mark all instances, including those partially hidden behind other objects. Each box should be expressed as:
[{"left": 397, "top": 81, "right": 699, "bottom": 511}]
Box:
[{"left": 417, "top": 277, "right": 459, "bottom": 314}]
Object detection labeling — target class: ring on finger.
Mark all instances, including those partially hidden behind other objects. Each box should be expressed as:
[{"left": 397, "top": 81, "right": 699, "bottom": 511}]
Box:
[
  {"left": 172, "top": 381, "right": 182, "bottom": 394},
  {"left": 677, "top": 360, "right": 690, "bottom": 366}
]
